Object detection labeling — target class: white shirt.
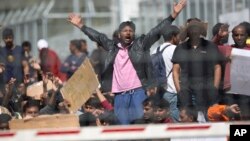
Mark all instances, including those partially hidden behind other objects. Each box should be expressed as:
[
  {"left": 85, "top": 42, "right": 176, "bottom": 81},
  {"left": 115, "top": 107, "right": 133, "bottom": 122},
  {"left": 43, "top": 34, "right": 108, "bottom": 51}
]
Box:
[{"left": 153, "top": 42, "right": 177, "bottom": 93}]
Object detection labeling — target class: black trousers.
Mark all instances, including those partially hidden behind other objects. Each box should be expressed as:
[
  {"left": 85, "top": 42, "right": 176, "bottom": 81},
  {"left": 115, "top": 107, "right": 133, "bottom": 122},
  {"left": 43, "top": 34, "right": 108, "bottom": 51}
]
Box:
[{"left": 177, "top": 82, "right": 219, "bottom": 111}]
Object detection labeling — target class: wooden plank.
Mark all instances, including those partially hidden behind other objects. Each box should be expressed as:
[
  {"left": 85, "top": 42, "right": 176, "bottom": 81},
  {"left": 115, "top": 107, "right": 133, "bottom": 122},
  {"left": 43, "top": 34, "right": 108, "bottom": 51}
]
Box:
[
  {"left": 60, "top": 58, "right": 99, "bottom": 112},
  {"left": 9, "top": 114, "right": 80, "bottom": 129}
]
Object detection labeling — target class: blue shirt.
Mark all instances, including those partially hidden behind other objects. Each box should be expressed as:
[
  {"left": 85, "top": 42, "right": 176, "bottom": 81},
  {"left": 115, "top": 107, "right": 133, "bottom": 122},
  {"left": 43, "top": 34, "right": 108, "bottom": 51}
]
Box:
[
  {"left": 0, "top": 45, "right": 24, "bottom": 84},
  {"left": 61, "top": 53, "right": 86, "bottom": 79}
]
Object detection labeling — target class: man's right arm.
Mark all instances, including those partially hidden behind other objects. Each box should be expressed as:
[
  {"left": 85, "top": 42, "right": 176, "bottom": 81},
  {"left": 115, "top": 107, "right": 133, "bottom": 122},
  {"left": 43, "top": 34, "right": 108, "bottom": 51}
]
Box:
[{"left": 68, "top": 13, "right": 113, "bottom": 51}]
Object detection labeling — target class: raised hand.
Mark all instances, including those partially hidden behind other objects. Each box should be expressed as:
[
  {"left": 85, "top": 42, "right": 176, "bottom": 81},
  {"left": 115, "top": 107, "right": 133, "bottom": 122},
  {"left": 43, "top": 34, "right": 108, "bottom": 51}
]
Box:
[
  {"left": 31, "top": 60, "right": 41, "bottom": 70},
  {"left": 172, "top": 0, "right": 187, "bottom": 19},
  {"left": 218, "top": 24, "right": 229, "bottom": 38},
  {"left": 68, "top": 13, "right": 84, "bottom": 28},
  {"left": 229, "top": 104, "right": 241, "bottom": 114},
  {"left": 52, "top": 77, "right": 62, "bottom": 91},
  {"left": 5, "top": 78, "right": 16, "bottom": 94}
]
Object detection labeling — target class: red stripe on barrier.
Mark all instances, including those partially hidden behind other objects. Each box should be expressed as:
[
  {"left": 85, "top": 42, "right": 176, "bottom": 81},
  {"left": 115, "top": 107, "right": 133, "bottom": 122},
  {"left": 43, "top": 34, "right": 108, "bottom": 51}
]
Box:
[
  {"left": 0, "top": 132, "right": 15, "bottom": 137},
  {"left": 102, "top": 127, "right": 145, "bottom": 133},
  {"left": 37, "top": 129, "right": 80, "bottom": 136},
  {"left": 166, "top": 125, "right": 210, "bottom": 130}
]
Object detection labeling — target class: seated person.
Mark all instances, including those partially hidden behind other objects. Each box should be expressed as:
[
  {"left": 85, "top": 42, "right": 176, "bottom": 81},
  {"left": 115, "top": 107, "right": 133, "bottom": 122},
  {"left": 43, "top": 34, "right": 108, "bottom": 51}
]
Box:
[
  {"left": 154, "top": 99, "right": 173, "bottom": 123},
  {"left": 22, "top": 100, "right": 40, "bottom": 119},
  {"left": 131, "top": 96, "right": 156, "bottom": 124},
  {"left": 179, "top": 105, "right": 198, "bottom": 122},
  {"left": 207, "top": 104, "right": 241, "bottom": 121}
]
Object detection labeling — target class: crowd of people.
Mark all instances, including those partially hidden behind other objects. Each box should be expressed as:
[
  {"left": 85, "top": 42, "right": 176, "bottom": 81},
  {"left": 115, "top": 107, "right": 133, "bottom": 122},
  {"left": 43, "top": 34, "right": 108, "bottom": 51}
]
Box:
[{"left": 0, "top": 0, "right": 250, "bottom": 130}]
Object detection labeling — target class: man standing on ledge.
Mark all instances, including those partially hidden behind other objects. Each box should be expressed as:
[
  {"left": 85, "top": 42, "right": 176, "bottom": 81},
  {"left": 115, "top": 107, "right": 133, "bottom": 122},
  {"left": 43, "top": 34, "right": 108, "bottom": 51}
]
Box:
[{"left": 68, "top": 0, "right": 186, "bottom": 124}]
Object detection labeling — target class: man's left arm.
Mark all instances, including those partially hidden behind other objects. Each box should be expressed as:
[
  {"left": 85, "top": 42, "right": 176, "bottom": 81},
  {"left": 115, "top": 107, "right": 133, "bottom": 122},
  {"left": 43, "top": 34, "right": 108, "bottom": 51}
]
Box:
[{"left": 143, "top": 0, "right": 186, "bottom": 49}]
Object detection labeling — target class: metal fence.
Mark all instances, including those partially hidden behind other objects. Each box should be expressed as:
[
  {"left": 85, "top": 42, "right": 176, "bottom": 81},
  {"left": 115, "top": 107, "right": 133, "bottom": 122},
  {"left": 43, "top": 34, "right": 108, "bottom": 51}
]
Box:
[
  {"left": 138, "top": 0, "right": 250, "bottom": 38},
  {"left": 0, "top": 0, "right": 118, "bottom": 59},
  {"left": 1, "top": 0, "right": 250, "bottom": 58}
]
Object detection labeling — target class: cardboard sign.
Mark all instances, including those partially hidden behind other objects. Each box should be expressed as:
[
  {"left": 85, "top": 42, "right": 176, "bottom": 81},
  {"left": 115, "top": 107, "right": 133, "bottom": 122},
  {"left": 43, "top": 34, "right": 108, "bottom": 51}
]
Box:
[
  {"left": 60, "top": 58, "right": 99, "bottom": 112},
  {"left": 26, "top": 80, "right": 54, "bottom": 100},
  {"left": 9, "top": 114, "right": 80, "bottom": 129},
  {"left": 228, "top": 48, "right": 250, "bottom": 96}
]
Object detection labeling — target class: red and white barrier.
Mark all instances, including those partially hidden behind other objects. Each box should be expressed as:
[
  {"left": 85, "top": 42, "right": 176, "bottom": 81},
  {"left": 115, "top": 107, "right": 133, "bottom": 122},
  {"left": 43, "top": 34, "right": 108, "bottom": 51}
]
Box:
[{"left": 1, "top": 121, "right": 249, "bottom": 141}]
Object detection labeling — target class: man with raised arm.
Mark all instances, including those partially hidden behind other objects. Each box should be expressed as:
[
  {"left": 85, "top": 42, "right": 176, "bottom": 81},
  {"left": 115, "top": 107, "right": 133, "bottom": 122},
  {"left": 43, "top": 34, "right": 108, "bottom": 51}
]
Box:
[{"left": 68, "top": 0, "right": 186, "bottom": 124}]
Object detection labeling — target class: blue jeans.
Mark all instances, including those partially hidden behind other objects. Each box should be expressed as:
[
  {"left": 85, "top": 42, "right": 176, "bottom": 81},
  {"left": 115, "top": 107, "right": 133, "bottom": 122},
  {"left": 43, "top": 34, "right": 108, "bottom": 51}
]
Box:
[
  {"left": 163, "top": 91, "right": 179, "bottom": 122},
  {"left": 114, "top": 87, "right": 147, "bottom": 125}
]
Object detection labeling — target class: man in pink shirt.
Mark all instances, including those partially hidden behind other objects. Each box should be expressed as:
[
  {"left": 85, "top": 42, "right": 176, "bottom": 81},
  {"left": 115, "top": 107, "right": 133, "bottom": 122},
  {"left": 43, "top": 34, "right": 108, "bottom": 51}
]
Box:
[{"left": 68, "top": 0, "right": 186, "bottom": 124}]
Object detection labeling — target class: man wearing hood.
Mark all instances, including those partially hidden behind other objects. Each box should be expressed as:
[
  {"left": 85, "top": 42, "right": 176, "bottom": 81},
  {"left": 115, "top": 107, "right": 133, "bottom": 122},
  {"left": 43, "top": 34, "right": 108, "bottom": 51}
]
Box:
[{"left": 172, "top": 20, "right": 223, "bottom": 122}]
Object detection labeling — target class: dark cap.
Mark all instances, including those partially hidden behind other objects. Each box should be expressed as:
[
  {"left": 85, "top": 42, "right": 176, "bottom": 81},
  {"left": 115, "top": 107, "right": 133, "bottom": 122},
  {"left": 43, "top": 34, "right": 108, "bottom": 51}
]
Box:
[
  {"left": 0, "top": 113, "right": 12, "bottom": 123},
  {"left": 2, "top": 28, "right": 14, "bottom": 39},
  {"left": 180, "top": 20, "right": 207, "bottom": 40},
  {"left": 118, "top": 21, "right": 136, "bottom": 32}
]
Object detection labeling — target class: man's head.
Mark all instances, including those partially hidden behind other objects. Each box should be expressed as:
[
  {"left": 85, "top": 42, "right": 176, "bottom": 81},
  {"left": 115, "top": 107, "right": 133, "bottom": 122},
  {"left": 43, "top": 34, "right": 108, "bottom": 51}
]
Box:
[
  {"left": 179, "top": 106, "right": 198, "bottom": 123},
  {"left": 84, "top": 97, "right": 102, "bottom": 114},
  {"left": 22, "top": 41, "right": 32, "bottom": 52},
  {"left": 154, "top": 99, "right": 170, "bottom": 123},
  {"left": 69, "top": 39, "right": 82, "bottom": 54},
  {"left": 2, "top": 28, "right": 14, "bottom": 49},
  {"left": 22, "top": 41, "right": 32, "bottom": 57},
  {"left": 187, "top": 22, "right": 203, "bottom": 39},
  {"left": 118, "top": 21, "right": 136, "bottom": 46},
  {"left": 232, "top": 25, "right": 248, "bottom": 48},
  {"left": 17, "top": 83, "right": 26, "bottom": 95},
  {"left": 22, "top": 100, "right": 40, "bottom": 118},
  {"left": 142, "top": 97, "right": 155, "bottom": 121},
  {"left": 186, "top": 18, "right": 207, "bottom": 37},
  {"left": 239, "top": 21, "right": 250, "bottom": 37},
  {"left": 162, "top": 25, "right": 180, "bottom": 45}
]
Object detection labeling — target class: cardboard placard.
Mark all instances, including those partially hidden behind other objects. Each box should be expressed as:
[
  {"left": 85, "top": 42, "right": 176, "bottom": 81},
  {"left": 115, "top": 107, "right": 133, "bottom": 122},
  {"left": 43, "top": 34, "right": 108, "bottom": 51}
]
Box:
[
  {"left": 60, "top": 58, "right": 99, "bottom": 112},
  {"left": 26, "top": 80, "right": 54, "bottom": 100},
  {"left": 9, "top": 114, "right": 80, "bottom": 129},
  {"left": 228, "top": 48, "right": 250, "bottom": 95}
]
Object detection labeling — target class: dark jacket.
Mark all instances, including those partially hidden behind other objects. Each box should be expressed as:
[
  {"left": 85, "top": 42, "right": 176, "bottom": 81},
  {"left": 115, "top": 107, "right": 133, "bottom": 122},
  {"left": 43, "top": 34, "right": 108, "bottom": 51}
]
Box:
[{"left": 81, "top": 16, "right": 175, "bottom": 92}]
